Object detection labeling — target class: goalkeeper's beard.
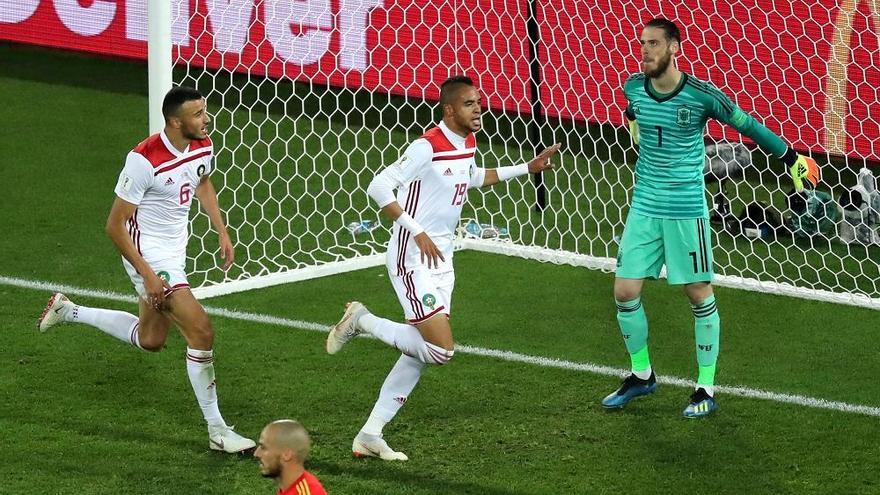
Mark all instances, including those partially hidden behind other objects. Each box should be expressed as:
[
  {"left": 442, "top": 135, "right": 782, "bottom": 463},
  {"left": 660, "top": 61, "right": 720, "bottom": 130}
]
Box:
[{"left": 644, "top": 52, "right": 673, "bottom": 79}]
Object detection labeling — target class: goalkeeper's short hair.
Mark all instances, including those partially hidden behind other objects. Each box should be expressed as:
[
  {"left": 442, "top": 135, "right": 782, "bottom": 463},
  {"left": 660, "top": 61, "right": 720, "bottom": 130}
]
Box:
[{"left": 645, "top": 18, "right": 681, "bottom": 44}]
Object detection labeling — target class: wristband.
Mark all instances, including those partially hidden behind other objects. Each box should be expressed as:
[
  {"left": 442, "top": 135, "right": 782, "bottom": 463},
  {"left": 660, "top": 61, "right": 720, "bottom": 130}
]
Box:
[
  {"left": 396, "top": 212, "right": 424, "bottom": 236},
  {"left": 496, "top": 163, "right": 530, "bottom": 181}
]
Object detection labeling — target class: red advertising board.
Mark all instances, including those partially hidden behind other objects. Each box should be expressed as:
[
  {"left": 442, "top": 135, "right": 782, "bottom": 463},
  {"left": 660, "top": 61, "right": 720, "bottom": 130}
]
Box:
[{"left": 1, "top": 0, "right": 876, "bottom": 160}]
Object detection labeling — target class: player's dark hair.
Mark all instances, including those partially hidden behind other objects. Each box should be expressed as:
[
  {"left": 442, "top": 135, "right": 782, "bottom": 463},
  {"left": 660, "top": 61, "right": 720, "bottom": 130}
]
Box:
[
  {"left": 439, "top": 76, "right": 474, "bottom": 106},
  {"left": 162, "top": 86, "right": 204, "bottom": 121},
  {"left": 645, "top": 18, "right": 681, "bottom": 44}
]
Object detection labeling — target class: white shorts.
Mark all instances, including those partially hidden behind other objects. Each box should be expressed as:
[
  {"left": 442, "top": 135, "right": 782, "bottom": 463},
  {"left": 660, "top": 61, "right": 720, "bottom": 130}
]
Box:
[
  {"left": 389, "top": 269, "right": 455, "bottom": 324},
  {"left": 123, "top": 255, "right": 190, "bottom": 299}
]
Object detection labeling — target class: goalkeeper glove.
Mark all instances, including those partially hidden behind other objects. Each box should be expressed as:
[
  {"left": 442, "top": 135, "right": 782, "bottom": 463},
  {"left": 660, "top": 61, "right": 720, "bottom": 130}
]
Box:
[
  {"left": 628, "top": 119, "right": 640, "bottom": 146},
  {"left": 783, "top": 149, "right": 821, "bottom": 192}
]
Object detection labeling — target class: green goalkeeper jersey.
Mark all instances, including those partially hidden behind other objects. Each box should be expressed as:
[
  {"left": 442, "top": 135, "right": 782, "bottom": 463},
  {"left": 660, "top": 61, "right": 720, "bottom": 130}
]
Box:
[{"left": 624, "top": 72, "right": 789, "bottom": 218}]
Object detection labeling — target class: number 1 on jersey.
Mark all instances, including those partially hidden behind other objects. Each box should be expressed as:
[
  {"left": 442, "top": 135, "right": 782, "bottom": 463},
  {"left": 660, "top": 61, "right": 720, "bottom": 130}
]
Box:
[{"left": 451, "top": 183, "right": 467, "bottom": 206}]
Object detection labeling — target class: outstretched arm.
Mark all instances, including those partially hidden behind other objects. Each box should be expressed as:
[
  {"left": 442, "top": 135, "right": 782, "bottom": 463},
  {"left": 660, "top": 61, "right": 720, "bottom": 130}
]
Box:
[
  {"left": 478, "top": 143, "right": 561, "bottom": 187},
  {"left": 708, "top": 86, "right": 820, "bottom": 192}
]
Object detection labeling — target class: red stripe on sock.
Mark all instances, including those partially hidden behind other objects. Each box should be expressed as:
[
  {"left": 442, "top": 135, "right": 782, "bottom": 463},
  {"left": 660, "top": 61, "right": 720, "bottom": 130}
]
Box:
[
  {"left": 129, "top": 323, "right": 140, "bottom": 348},
  {"left": 425, "top": 345, "right": 450, "bottom": 364}
]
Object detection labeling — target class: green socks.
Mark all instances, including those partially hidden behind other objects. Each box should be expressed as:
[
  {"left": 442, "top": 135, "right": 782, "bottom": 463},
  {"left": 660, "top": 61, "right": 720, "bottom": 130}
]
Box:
[
  {"left": 616, "top": 294, "right": 720, "bottom": 389},
  {"left": 692, "top": 294, "right": 720, "bottom": 388},
  {"left": 616, "top": 297, "right": 650, "bottom": 373}
]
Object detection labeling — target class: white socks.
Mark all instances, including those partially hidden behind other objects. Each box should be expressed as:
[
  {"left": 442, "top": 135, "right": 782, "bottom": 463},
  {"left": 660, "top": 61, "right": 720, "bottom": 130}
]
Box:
[
  {"left": 359, "top": 314, "right": 454, "bottom": 365},
  {"left": 185, "top": 347, "right": 225, "bottom": 427},
  {"left": 362, "top": 354, "right": 426, "bottom": 435},
  {"left": 69, "top": 305, "right": 143, "bottom": 349},
  {"left": 356, "top": 313, "right": 455, "bottom": 436},
  {"left": 633, "top": 367, "right": 653, "bottom": 380},
  {"left": 66, "top": 305, "right": 226, "bottom": 427}
]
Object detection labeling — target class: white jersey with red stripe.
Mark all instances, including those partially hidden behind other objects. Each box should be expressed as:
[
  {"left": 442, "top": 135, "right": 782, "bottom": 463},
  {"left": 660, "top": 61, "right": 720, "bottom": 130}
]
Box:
[
  {"left": 113, "top": 130, "right": 214, "bottom": 262},
  {"left": 385, "top": 122, "right": 483, "bottom": 275}
]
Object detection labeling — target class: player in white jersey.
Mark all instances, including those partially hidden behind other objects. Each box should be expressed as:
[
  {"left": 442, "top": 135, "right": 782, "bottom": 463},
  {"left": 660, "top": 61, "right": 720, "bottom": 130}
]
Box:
[
  {"left": 36, "top": 86, "right": 255, "bottom": 453},
  {"left": 326, "top": 76, "right": 561, "bottom": 460}
]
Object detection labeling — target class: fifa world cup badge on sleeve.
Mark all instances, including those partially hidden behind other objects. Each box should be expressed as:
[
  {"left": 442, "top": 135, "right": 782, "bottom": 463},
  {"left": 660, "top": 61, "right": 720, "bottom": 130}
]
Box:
[
  {"left": 392, "top": 154, "right": 410, "bottom": 170},
  {"left": 120, "top": 174, "right": 133, "bottom": 192}
]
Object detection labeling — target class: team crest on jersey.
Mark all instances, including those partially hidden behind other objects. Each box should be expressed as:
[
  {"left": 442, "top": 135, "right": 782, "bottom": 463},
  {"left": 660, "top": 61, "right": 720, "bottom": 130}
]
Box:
[
  {"left": 676, "top": 106, "right": 692, "bottom": 126},
  {"left": 156, "top": 271, "right": 171, "bottom": 284},
  {"left": 422, "top": 293, "right": 437, "bottom": 310}
]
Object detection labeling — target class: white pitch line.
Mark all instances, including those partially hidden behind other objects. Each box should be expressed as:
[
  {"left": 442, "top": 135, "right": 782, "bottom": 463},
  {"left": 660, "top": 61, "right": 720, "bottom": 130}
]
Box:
[
  {"left": 456, "top": 346, "right": 880, "bottom": 417},
  {"left": 4, "top": 274, "right": 880, "bottom": 418}
]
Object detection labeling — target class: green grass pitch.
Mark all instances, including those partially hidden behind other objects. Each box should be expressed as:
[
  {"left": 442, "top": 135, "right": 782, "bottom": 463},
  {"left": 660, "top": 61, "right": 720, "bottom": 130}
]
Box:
[{"left": 0, "top": 44, "right": 878, "bottom": 494}]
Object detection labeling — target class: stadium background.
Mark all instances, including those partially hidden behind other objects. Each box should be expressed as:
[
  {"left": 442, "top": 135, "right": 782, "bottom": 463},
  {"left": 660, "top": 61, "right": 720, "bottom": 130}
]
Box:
[
  {"left": 2, "top": 0, "right": 877, "bottom": 159},
  {"left": 1, "top": 1, "right": 879, "bottom": 494}
]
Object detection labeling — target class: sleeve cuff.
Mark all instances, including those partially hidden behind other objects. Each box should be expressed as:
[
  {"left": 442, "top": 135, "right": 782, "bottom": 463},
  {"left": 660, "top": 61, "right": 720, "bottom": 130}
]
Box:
[{"left": 780, "top": 147, "right": 798, "bottom": 167}]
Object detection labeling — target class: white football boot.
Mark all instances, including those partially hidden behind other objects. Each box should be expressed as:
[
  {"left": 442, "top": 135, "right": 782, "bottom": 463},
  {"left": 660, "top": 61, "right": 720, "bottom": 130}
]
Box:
[
  {"left": 208, "top": 424, "right": 256, "bottom": 453},
  {"left": 326, "top": 301, "right": 368, "bottom": 354},
  {"left": 352, "top": 432, "right": 408, "bottom": 461},
  {"left": 37, "top": 293, "right": 74, "bottom": 333}
]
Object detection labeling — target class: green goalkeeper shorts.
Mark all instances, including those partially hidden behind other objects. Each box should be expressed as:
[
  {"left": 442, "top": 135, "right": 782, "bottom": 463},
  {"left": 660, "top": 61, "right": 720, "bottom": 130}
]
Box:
[{"left": 615, "top": 210, "right": 714, "bottom": 285}]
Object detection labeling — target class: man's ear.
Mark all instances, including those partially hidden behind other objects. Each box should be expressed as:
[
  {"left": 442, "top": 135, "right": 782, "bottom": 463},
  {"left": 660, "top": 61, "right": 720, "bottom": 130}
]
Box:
[{"left": 281, "top": 448, "right": 296, "bottom": 463}]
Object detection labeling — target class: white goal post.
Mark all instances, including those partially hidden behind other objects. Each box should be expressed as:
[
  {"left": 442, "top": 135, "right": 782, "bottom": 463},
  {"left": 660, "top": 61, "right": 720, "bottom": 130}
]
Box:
[{"left": 146, "top": 0, "right": 880, "bottom": 309}]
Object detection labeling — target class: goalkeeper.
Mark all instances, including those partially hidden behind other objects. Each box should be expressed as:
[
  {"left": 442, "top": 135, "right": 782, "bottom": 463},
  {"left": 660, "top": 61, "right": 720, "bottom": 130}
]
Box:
[{"left": 602, "top": 17, "right": 821, "bottom": 417}]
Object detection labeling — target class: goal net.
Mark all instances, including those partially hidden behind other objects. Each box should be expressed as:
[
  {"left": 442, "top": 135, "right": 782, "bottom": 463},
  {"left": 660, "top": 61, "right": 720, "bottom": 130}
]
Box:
[{"left": 173, "top": 0, "right": 880, "bottom": 308}]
